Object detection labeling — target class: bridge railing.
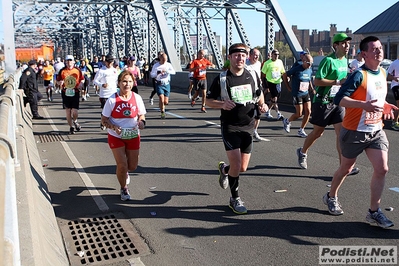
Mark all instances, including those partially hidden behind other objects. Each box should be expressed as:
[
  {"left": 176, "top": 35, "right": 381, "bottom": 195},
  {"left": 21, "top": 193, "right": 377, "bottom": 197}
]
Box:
[{"left": 0, "top": 72, "right": 21, "bottom": 266}]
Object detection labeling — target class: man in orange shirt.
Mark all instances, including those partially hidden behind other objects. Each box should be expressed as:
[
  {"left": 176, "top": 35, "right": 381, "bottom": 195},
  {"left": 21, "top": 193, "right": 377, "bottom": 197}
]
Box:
[
  {"left": 189, "top": 49, "right": 215, "bottom": 113},
  {"left": 41, "top": 60, "right": 55, "bottom": 101},
  {"left": 57, "top": 55, "right": 85, "bottom": 134}
]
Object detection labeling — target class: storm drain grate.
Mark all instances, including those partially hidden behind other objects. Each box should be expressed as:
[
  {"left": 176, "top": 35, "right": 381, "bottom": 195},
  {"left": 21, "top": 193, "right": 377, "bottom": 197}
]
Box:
[
  {"left": 36, "top": 133, "right": 65, "bottom": 143},
  {"left": 62, "top": 213, "right": 150, "bottom": 265}
]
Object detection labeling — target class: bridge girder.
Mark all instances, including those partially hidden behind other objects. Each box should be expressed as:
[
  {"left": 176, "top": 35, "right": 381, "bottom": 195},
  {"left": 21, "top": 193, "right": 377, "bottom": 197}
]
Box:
[{"left": 11, "top": 0, "right": 303, "bottom": 70}]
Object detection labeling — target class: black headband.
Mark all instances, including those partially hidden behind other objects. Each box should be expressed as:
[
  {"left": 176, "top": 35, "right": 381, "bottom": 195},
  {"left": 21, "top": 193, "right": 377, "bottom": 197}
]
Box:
[{"left": 229, "top": 48, "right": 248, "bottom": 55}]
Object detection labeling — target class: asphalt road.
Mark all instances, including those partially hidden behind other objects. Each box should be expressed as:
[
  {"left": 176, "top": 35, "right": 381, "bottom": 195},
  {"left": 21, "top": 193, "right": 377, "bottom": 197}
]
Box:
[{"left": 32, "top": 84, "right": 399, "bottom": 266}]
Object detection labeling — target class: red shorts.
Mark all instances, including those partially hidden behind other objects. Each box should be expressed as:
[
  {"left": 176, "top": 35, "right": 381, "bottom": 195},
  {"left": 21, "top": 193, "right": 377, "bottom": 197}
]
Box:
[{"left": 108, "top": 134, "right": 140, "bottom": 150}]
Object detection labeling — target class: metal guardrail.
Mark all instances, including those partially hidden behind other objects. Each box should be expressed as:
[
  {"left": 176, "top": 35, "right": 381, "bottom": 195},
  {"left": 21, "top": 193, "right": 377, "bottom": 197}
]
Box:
[
  {"left": 0, "top": 72, "right": 21, "bottom": 266},
  {"left": 0, "top": 69, "right": 4, "bottom": 86}
]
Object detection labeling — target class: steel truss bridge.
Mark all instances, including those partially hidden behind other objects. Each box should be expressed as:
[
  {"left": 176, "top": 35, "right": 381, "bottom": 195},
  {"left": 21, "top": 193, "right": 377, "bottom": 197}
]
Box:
[{"left": 12, "top": 0, "right": 302, "bottom": 71}]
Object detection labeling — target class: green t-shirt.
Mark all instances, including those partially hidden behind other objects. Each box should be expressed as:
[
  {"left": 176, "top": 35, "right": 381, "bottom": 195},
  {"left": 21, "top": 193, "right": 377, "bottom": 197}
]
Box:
[
  {"left": 314, "top": 53, "right": 348, "bottom": 103},
  {"left": 261, "top": 59, "right": 285, "bottom": 84}
]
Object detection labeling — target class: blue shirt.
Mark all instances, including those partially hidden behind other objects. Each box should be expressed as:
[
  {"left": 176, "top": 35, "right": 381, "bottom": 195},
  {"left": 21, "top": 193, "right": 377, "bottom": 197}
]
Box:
[{"left": 285, "top": 64, "right": 312, "bottom": 97}]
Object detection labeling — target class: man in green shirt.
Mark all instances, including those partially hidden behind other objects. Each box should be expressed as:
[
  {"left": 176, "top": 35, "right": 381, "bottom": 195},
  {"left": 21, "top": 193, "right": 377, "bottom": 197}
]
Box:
[
  {"left": 261, "top": 49, "right": 285, "bottom": 120},
  {"left": 296, "top": 33, "right": 359, "bottom": 176}
]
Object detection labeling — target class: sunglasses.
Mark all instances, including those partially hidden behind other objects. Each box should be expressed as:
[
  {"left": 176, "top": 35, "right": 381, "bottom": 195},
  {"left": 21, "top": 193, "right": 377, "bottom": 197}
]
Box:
[
  {"left": 66, "top": 59, "right": 73, "bottom": 61},
  {"left": 273, "top": 53, "right": 279, "bottom": 56}
]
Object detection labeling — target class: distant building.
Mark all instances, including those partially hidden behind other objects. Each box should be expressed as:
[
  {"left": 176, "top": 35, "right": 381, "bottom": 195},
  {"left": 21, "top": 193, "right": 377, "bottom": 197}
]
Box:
[
  {"left": 276, "top": 24, "right": 362, "bottom": 58},
  {"left": 275, "top": 1, "right": 399, "bottom": 60},
  {"left": 355, "top": 1, "right": 399, "bottom": 60},
  {"left": 15, "top": 45, "right": 54, "bottom": 62}
]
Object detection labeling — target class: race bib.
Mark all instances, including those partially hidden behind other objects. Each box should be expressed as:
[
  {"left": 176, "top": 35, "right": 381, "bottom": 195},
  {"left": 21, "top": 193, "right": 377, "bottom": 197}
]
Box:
[
  {"left": 272, "top": 70, "right": 281, "bottom": 80},
  {"left": 121, "top": 127, "right": 139, "bottom": 140},
  {"left": 230, "top": 84, "right": 253, "bottom": 104},
  {"left": 299, "top": 82, "right": 309, "bottom": 92},
  {"left": 64, "top": 75, "right": 77, "bottom": 89},
  {"left": 199, "top": 69, "right": 206, "bottom": 76},
  {"left": 364, "top": 111, "right": 382, "bottom": 125},
  {"left": 329, "top": 85, "right": 340, "bottom": 98},
  {"left": 65, "top": 88, "right": 75, "bottom": 97}
]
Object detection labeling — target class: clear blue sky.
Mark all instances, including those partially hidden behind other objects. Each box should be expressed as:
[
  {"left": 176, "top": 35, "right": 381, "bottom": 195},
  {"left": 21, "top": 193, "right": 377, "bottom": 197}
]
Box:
[{"left": 238, "top": 0, "right": 399, "bottom": 47}]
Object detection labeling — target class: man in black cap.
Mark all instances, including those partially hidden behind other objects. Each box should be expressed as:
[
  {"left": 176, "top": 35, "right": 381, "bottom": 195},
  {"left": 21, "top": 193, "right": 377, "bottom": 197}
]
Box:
[{"left": 19, "top": 60, "right": 44, "bottom": 119}]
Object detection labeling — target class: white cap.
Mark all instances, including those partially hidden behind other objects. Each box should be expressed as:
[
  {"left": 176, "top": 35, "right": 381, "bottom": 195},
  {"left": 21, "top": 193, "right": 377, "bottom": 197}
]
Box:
[{"left": 65, "top": 55, "right": 74, "bottom": 61}]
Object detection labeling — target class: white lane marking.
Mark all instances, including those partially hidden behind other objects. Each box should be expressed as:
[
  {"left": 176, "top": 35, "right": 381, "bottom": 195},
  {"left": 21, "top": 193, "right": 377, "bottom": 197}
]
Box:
[
  {"left": 60, "top": 141, "right": 109, "bottom": 212},
  {"left": 43, "top": 107, "right": 109, "bottom": 212},
  {"left": 389, "top": 187, "right": 399, "bottom": 193},
  {"left": 42, "top": 108, "right": 58, "bottom": 131},
  {"left": 153, "top": 109, "right": 271, "bottom": 141},
  {"left": 205, "top": 121, "right": 220, "bottom": 127}
]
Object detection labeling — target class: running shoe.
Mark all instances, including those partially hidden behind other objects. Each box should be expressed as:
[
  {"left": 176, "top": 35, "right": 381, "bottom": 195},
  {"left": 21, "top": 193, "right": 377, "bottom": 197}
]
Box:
[
  {"left": 149, "top": 98, "right": 154, "bottom": 105},
  {"left": 191, "top": 100, "right": 195, "bottom": 107},
  {"left": 218, "top": 161, "right": 229, "bottom": 189},
  {"left": 348, "top": 167, "right": 360, "bottom": 176},
  {"left": 391, "top": 122, "right": 399, "bottom": 131},
  {"left": 229, "top": 197, "right": 247, "bottom": 214},
  {"left": 196, "top": 96, "right": 200, "bottom": 101},
  {"left": 323, "top": 192, "right": 344, "bottom": 215},
  {"left": 201, "top": 106, "right": 207, "bottom": 113},
  {"left": 366, "top": 208, "right": 394, "bottom": 228},
  {"left": 297, "top": 129, "right": 308, "bottom": 138},
  {"left": 253, "top": 132, "right": 262, "bottom": 141},
  {"left": 283, "top": 118, "right": 291, "bottom": 133},
  {"left": 73, "top": 121, "right": 81, "bottom": 132},
  {"left": 100, "top": 123, "right": 106, "bottom": 130},
  {"left": 265, "top": 111, "right": 273, "bottom": 119},
  {"left": 120, "top": 188, "right": 131, "bottom": 201},
  {"left": 277, "top": 112, "right": 284, "bottom": 120},
  {"left": 69, "top": 127, "right": 75, "bottom": 135},
  {"left": 296, "top": 148, "right": 307, "bottom": 169},
  {"left": 161, "top": 112, "right": 166, "bottom": 119},
  {"left": 187, "top": 93, "right": 191, "bottom": 99}
]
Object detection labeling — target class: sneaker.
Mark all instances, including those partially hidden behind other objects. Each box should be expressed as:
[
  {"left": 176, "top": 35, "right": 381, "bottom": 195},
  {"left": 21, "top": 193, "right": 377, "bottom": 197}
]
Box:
[
  {"left": 229, "top": 197, "right": 247, "bottom": 214},
  {"left": 161, "top": 112, "right": 166, "bottom": 119},
  {"left": 296, "top": 147, "right": 307, "bottom": 169},
  {"left": 201, "top": 106, "right": 207, "bottom": 113},
  {"left": 73, "top": 121, "right": 81, "bottom": 132},
  {"left": 265, "top": 111, "right": 273, "bottom": 119},
  {"left": 366, "top": 208, "right": 394, "bottom": 228},
  {"left": 218, "top": 161, "right": 229, "bottom": 189},
  {"left": 283, "top": 118, "right": 291, "bottom": 133},
  {"left": 86, "top": 93, "right": 90, "bottom": 98},
  {"left": 126, "top": 172, "right": 130, "bottom": 185},
  {"left": 348, "top": 167, "right": 360, "bottom": 176},
  {"left": 253, "top": 132, "right": 262, "bottom": 141},
  {"left": 100, "top": 123, "right": 106, "bottom": 130},
  {"left": 149, "top": 98, "right": 154, "bottom": 105},
  {"left": 69, "top": 127, "right": 75, "bottom": 135},
  {"left": 277, "top": 112, "right": 284, "bottom": 120},
  {"left": 47, "top": 97, "right": 51, "bottom": 102},
  {"left": 196, "top": 96, "right": 200, "bottom": 101},
  {"left": 120, "top": 188, "right": 131, "bottom": 201},
  {"left": 297, "top": 129, "right": 308, "bottom": 138},
  {"left": 82, "top": 96, "right": 85, "bottom": 101},
  {"left": 191, "top": 100, "right": 195, "bottom": 107},
  {"left": 187, "top": 92, "right": 191, "bottom": 99},
  {"left": 323, "top": 192, "right": 344, "bottom": 215},
  {"left": 391, "top": 122, "right": 399, "bottom": 131}
]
